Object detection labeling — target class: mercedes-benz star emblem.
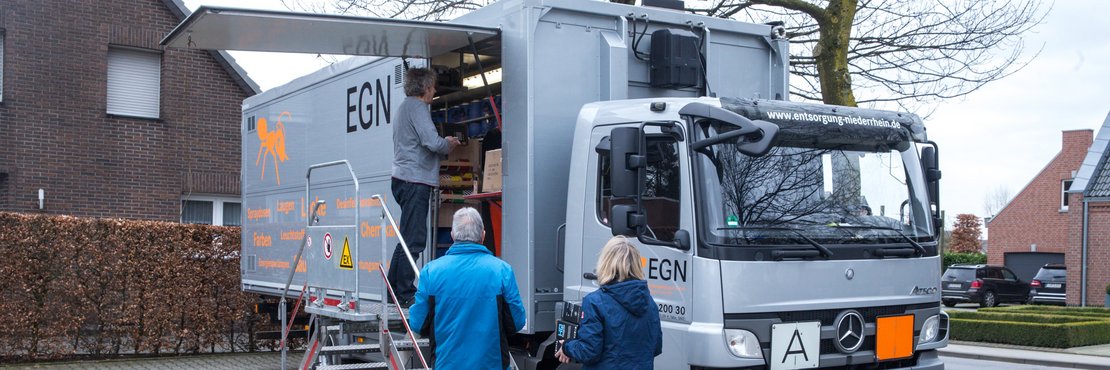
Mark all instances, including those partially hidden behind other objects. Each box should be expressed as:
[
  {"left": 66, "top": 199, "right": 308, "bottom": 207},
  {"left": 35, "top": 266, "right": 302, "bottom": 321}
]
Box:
[
  {"left": 845, "top": 268, "right": 855, "bottom": 280},
  {"left": 833, "top": 310, "right": 865, "bottom": 353}
]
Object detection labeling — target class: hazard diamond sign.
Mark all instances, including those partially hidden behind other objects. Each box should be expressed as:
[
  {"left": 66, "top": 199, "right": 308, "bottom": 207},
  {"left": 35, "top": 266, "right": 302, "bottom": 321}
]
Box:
[{"left": 339, "top": 236, "right": 353, "bottom": 270}]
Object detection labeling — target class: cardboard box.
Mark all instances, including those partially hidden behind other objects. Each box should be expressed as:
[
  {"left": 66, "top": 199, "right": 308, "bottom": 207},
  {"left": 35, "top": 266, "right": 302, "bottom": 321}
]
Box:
[
  {"left": 437, "top": 202, "right": 464, "bottom": 226},
  {"left": 481, "top": 149, "right": 502, "bottom": 193}
]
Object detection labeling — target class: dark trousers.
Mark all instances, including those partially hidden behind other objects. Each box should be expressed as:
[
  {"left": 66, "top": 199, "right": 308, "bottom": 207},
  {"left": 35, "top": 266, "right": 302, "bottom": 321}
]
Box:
[{"left": 387, "top": 178, "right": 432, "bottom": 300}]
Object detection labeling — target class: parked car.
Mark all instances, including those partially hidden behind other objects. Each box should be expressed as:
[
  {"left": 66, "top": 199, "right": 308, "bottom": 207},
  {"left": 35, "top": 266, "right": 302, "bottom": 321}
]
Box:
[
  {"left": 1027, "top": 264, "right": 1067, "bottom": 305},
  {"left": 941, "top": 264, "right": 1031, "bottom": 307}
]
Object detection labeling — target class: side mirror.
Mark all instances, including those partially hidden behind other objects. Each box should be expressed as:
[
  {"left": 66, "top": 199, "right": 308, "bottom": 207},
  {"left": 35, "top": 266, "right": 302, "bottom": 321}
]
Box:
[
  {"left": 610, "top": 127, "right": 646, "bottom": 198},
  {"left": 611, "top": 204, "right": 645, "bottom": 237},
  {"left": 681, "top": 103, "right": 778, "bottom": 157},
  {"left": 736, "top": 120, "right": 779, "bottom": 157},
  {"left": 921, "top": 144, "right": 942, "bottom": 233}
]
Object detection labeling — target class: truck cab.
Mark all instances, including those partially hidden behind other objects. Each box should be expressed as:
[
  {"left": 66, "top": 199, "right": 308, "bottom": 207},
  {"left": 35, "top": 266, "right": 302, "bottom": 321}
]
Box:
[{"left": 564, "top": 97, "right": 948, "bottom": 368}]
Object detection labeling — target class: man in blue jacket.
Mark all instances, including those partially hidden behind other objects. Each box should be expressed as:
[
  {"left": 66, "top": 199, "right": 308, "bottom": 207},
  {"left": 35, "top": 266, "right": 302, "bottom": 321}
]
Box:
[{"left": 408, "top": 207, "right": 527, "bottom": 369}]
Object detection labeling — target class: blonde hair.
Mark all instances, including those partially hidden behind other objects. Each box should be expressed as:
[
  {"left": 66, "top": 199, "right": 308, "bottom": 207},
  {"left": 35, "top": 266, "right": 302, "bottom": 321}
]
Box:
[{"left": 596, "top": 236, "right": 644, "bottom": 285}]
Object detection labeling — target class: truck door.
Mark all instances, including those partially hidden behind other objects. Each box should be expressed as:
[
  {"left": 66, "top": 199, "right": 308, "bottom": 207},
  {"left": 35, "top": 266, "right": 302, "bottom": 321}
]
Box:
[{"left": 579, "top": 124, "right": 694, "bottom": 324}]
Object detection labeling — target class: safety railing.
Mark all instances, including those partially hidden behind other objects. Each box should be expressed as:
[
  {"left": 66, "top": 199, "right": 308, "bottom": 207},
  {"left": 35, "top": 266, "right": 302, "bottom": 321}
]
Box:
[
  {"left": 371, "top": 194, "right": 421, "bottom": 282},
  {"left": 280, "top": 200, "right": 325, "bottom": 370},
  {"left": 379, "top": 268, "right": 430, "bottom": 370}
]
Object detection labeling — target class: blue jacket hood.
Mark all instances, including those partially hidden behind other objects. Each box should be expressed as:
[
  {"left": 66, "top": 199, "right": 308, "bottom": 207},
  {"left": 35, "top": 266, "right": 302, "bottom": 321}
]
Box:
[{"left": 600, "top": 279, "right": 651, "bottom": 317}]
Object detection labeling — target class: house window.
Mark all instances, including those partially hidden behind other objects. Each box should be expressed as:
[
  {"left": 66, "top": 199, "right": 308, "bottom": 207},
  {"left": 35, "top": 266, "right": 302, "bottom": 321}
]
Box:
[
  {"left": 182, "top": 197, "right": 242, "bottom": 226},
  {"left": 1061, "top": 179, "right": 1073, "bottom": 211},
  {"left": 107, "top": 47, "right": 160, "bottom": 118}
]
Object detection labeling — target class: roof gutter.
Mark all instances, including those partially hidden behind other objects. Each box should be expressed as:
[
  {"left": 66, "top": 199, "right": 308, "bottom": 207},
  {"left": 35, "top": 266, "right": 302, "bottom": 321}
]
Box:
[{"left": 1081, "top": 198, "right": 1089, "bottom": 306}]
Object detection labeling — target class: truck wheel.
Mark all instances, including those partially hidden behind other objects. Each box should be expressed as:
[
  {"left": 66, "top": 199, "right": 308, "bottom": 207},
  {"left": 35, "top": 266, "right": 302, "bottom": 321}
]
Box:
[
  {"left": 980, "top": 291, "right": 997, "bottom": 308},
  {"left": 943, "top": 301, "right": 956, "bottom": 308}
]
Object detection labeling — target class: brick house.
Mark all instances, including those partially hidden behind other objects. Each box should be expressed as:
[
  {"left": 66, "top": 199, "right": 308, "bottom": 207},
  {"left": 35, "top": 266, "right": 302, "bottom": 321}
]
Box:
[
  {"left": 1067, "top": 112, "right": 1110, "bottom": 306},
  {"left": 0, "top": 0, "right": 259, "bottom": 225},
  {"left": 985, "top": 129, "right": 1092, "bottom": 281}
]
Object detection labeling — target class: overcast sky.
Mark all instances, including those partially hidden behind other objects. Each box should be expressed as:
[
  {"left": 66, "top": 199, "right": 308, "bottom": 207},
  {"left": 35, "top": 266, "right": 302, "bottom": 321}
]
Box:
[{"left": 183, "top": 0, "right": 1110, "bottom": 228}]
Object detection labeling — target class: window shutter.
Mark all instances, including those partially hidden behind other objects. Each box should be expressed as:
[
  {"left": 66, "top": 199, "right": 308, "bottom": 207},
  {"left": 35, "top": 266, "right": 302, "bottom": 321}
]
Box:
[{"left": 107, "top": 48, "right": 160, "bottom": 118}]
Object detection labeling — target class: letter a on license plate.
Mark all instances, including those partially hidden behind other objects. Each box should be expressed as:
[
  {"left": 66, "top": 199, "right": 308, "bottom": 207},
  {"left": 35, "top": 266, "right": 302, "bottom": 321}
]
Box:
[{"left": 771, "top": 322, "right": 820, "bottom": 370}]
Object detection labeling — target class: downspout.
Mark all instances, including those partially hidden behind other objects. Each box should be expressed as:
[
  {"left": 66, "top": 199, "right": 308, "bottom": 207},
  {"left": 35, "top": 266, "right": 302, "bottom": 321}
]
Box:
[{"left": 1081, "top": 198, "right": 1089, "bottom": 306}]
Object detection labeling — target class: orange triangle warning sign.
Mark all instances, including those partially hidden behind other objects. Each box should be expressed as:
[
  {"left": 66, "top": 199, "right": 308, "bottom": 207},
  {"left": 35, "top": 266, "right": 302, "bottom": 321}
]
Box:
[{"left": 339, "top": 236, "right": 354, "bottom": 270}]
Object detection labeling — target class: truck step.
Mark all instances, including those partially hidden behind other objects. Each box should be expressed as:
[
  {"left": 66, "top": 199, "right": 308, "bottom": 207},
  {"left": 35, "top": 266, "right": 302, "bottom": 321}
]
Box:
[
  {"left": 319, "top": 338, "right": 431, "bottom": 355},
  {"left": 315, "top": 362, "right": 388, "bottom": 370},
  {"left": 319, "top": 343, "right": 381, "bottom": 355}
]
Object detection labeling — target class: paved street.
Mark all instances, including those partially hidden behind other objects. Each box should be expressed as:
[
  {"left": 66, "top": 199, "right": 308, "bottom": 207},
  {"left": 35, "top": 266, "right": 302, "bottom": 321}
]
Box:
[{"left": 2, "top": 352, "right": 293, "bottom": 370}]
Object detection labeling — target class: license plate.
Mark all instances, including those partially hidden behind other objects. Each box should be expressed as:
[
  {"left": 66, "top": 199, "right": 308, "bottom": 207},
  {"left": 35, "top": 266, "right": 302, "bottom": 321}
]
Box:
[
  {"left": 770, "top": 322, "right": 820, "bottom": 370},
  {"left": 1046, "top": 283, "right": 1062, "bottom": 289},
  {"left": 947, "top": 283, "right": 961, "bottom": 289}
]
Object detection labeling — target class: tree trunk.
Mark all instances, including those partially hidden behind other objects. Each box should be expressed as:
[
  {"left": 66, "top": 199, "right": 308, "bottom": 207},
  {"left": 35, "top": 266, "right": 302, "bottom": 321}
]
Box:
[{"left": 815, "top": 0, "right": 858, "bottom": 107}]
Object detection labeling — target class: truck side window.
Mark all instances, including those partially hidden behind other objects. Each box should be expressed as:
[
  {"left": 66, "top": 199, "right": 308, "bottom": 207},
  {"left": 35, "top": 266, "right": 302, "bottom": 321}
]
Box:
[{"left": 597, "top": 135, "right": 681, "bottom": 241}]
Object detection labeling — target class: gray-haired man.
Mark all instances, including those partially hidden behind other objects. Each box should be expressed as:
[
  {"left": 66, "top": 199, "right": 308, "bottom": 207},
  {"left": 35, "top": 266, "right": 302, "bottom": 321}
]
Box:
[
  {"left": 389, "top": 67, "right": 460, "bottom": 305},
  {"left": 407, "top": 207, "right": 527, "bottom": 369}
]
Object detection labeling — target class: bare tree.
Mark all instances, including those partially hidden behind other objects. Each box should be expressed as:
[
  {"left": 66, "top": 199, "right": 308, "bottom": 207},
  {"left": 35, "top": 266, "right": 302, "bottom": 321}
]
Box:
[
  {"left": 983, "top": 184, "right": 1012, "bottom": 218},
  {"left": 282, "top": 0, "right": 488, "bottom": 21},
  {"left": 299, "top": 0, "right": 1046, "bottom": 114},
  {"left": 689, "top": 0, "right": 1048, "bottom": 114}
]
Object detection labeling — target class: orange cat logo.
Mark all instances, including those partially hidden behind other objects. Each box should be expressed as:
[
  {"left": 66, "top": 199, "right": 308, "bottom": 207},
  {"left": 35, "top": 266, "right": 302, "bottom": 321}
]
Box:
[{"left": 256, "top": 112, "right": 291, "bottom": 184}]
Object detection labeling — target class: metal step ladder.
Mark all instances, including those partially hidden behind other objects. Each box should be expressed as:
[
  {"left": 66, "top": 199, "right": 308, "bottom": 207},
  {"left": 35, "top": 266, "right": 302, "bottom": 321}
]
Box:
[{"left": 280, "top": 160, "right": 431, "bottom": 370}]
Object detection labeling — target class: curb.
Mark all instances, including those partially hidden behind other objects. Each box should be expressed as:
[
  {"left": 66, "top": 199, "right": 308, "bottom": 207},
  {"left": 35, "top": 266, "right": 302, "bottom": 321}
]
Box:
[{"left": 938, "top": 349, "right": 1103, "bottom": 369}]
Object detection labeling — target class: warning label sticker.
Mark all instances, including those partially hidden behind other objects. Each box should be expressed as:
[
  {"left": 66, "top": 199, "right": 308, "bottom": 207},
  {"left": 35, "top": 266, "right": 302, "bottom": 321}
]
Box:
[
  {"left": 339, "top": 236, "right": 353, "bottom": 270},
  {"left": 324, "top": 233, "right": 333, "bottom": 260}
]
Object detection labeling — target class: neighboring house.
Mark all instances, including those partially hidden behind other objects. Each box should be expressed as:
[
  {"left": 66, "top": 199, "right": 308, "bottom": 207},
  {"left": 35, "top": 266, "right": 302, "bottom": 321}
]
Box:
[
  {"left": 986, "top": 130, "right": 1092, "bottom": 282},
  {"left": 1067, "top": 112, "right": 1110, "bottom": 307},
  {"left": 0, "top": 0, "right": 259, "bottom": 225}
]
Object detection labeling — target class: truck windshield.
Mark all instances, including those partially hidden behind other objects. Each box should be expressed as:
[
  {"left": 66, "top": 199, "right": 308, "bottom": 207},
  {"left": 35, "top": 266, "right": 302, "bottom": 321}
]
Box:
[{"left": 693, "top": 118, "right": 934, "bottom": 247}]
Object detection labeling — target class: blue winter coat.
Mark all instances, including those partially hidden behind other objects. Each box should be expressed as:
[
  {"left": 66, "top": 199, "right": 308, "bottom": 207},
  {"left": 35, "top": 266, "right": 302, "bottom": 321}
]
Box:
[
  {"left": 407, "top": 242, "right": 527, "bottom": 370},
  {"left": 563, "top": 279, "right": 663, "bottom": 370}
]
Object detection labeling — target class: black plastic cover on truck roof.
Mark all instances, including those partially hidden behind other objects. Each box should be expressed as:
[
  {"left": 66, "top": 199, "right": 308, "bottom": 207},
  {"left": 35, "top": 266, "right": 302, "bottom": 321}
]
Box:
[{"left": 161, "top": 6, "right": 500, "bottom": 59}]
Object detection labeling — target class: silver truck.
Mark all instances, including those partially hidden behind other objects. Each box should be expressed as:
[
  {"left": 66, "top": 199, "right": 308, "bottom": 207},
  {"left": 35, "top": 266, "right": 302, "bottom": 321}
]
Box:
[{"left": 163, "top": 0, "right": 948, "bottom": 368}]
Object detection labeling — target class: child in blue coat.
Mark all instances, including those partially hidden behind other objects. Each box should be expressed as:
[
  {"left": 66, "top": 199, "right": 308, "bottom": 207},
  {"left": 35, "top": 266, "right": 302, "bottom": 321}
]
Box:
[{"left": 556, "top": 236, "right": 663, "bottom": 369}]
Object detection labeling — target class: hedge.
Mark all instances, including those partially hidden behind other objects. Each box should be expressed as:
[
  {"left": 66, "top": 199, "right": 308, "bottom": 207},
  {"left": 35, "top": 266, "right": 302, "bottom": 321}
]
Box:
[
  {"left": 949, "top": 309, "right": 1110, "bottom": 347},
  {"left": 980, "top": 305, "right": 1110, "bottom": 319},
  {"left": 0, "top": 212, "right": 272, "bottom": 362},
  {"left": 942, "top": 252, "right": 986, "bottom": 272}
]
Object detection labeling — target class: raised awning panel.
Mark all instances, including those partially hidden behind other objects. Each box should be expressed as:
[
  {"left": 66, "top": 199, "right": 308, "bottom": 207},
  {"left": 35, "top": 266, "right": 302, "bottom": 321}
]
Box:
[{"left": 161, "top": 6, "right": 499, "bottom": 58}]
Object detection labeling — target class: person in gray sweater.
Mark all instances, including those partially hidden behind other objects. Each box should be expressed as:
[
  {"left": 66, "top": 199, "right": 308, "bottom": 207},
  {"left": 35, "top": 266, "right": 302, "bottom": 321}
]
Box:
[{"left": 388, "top": 67, "right": 460, "bottom": 305}]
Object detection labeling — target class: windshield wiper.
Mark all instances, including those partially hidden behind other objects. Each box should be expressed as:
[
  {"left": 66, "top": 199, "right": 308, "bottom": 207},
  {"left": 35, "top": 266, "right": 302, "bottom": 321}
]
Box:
[
  {"left": 718, "top": 226, "right": 834, "bottom": 260},
  {"left": 826, "top": 224, "right": 926, "bottom": 256}
]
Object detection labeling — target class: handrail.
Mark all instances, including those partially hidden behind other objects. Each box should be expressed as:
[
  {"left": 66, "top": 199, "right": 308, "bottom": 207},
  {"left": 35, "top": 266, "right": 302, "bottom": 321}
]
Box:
[
  {"left": 379, "top": 268, "right": 431, "bottom": 370},
  {"left": 280, "top": 200, "right": 324, "bottom": 370},
  {"left": 371, "top": 194, "right": 420, "bottom": 280},
  {"left": 281, "top": 200, "right": 325, "bottom": 299}
]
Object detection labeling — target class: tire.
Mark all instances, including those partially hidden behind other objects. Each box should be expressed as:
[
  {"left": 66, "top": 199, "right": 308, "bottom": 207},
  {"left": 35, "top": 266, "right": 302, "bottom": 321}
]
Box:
[
  {"left": 980, "top": 291, "right": 998, "bottom": 308},
  {"left": 943, "top": 301, "right": 956, "bottom": 308}
]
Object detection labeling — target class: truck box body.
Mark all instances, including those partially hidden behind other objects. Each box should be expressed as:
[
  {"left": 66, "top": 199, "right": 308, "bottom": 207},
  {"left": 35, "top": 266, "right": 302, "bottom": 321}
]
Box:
[{"left": 224, "top": 0, "right": 790, "bottom": 333}]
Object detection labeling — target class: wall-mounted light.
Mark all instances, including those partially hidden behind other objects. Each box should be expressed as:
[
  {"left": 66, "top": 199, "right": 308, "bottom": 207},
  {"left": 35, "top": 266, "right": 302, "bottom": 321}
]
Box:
[
  {"left": 38, "top": 189, "right": 45, "bottom": 210},
  {"left": 462, "top": 68, "right": 503, "bottom": 89}
]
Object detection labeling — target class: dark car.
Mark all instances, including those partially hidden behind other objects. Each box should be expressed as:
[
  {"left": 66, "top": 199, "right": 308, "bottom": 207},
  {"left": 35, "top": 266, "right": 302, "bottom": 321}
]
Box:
[
  {"left": 1028, "top": 264, "right": 1067, "bottom": 305},
  {"left": 941, "top": 264, "right": 1031, "bottom": 307}
]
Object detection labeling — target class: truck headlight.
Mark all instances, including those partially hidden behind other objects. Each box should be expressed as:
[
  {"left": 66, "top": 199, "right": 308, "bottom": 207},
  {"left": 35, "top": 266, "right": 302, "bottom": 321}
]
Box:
[
  {"left": 724, "top": 329, "right": 762, "bottom": 359},
  {"left": 918, "top": 315, "right": 939, "bottom": 344}
]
